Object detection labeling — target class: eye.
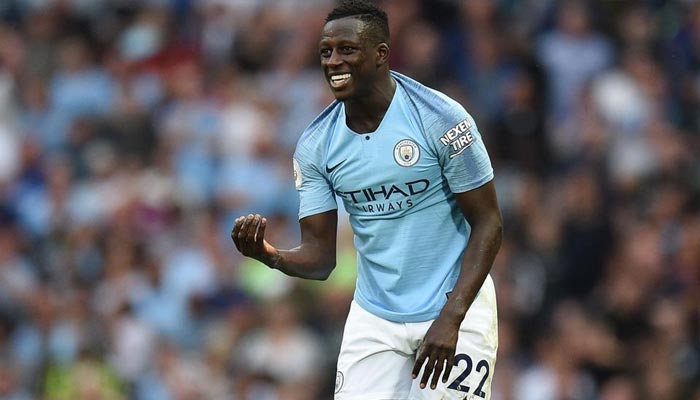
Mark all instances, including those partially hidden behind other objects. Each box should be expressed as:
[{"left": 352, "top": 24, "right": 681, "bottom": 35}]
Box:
[
  {"left": 320, "top": 48, "right": 331, "bottom": 58},
  {"left": 340, "top": 46, "right": 355, "bottom": 53}
]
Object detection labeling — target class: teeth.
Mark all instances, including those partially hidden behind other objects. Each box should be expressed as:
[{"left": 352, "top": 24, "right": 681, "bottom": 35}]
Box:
[{"left": 331, "top": 73, "right": 351, "bottom": 82}]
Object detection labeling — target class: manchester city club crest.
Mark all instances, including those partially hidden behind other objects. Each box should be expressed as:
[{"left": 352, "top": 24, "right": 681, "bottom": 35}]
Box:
[
  {"left": 335, "top": 371, "right": 344, "bottom": 393},
  {"left": 393, "top": 139, "right": 420, "bottom": 167}
]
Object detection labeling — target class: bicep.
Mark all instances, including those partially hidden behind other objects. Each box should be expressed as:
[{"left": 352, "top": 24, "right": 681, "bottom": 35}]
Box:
[
  {"left": 454, "top": 180, "right": 501, "bottom": 227},
  {"left": 299, "top": 210, "right": 338, "bottom": 258}
]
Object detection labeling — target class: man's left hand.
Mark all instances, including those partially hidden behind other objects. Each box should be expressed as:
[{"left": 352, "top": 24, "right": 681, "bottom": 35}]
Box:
[{"left": 411, "top": 313, "right": 461, "bottom": 390}]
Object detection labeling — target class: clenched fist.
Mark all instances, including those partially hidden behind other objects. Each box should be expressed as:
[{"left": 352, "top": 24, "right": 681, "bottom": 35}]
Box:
[{"left": 231, "top": 214, "right": 276, "bottom": 263}]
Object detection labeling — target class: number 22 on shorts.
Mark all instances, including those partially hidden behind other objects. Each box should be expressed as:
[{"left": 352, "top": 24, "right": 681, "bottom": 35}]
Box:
[{"left": 447, "top": 353, "right": 490, "bottom": 398}]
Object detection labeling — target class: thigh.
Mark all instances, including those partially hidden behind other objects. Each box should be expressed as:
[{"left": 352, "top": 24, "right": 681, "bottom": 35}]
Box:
[
  {"left": 409, "top": 275, "right": 498, "bottom": 400},
  {"left": 335, "top": 301, "right": 415, "bottom": 400},
  {"left": 409, "top": 333, "right": 497, "bottom": 400}
]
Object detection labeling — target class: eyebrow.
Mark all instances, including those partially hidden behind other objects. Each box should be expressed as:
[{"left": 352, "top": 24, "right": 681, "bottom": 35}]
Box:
[{"left": 319, "top": 34, "right": 363, "bottom": 46}]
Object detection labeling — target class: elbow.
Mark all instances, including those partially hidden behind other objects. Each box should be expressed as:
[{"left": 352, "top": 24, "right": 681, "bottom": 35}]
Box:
[
  {"left": 312, "top": 262, "right": 336, "bottom": 281},
  {"left": 494, "top": 229, "right": 503, "bottom": 252},
  {"left": 493, "top": 215, "right": 504, "bottom": 248},
  {"left": 487, "top": 212, "right": 504, "bottom": 249},
  {"left": 494, "top": 211, "right": 503, "bottom": 235}
]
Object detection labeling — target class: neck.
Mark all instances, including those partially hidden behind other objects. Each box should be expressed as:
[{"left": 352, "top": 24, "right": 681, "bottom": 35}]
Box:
[{"left": 344, "top": 73, "right": 396, "bottom": 134}]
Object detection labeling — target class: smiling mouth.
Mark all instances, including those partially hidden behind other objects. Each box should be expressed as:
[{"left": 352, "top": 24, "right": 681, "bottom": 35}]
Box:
[{"left": 329, "top": 73, "right": 351, "bottom": 88}]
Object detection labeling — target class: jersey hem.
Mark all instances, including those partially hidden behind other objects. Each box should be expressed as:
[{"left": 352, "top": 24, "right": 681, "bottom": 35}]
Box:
[
  {"left": 298, "top": 205, "right": 338, "bottom": 220},
  {"left": 354, "top": 295, "right": 441, "bottom": 323}
]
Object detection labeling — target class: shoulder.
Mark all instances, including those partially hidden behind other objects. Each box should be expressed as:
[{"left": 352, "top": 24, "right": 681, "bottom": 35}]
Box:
[
  {"left": 392, "top": 71, "right": 471, "bottom": 134},
  {"left": 295, "top": 100, "right": 342, "bottom": 160}
]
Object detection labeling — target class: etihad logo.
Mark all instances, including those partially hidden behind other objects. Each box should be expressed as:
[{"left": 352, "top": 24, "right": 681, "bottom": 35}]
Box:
[
  {"left": 335, "top": 179, "right": 429, "bottom": 204},
  {"left": 440, "top": 118, "right": 476, "bottom": 158},
  {"left": 336, "top": 179, "right": 430, "bottom": 214}
]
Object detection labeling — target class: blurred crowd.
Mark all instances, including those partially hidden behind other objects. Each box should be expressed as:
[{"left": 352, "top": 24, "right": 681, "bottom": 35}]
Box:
[{"left": 0, "top": 0, "right": 698, "bottom": 399}]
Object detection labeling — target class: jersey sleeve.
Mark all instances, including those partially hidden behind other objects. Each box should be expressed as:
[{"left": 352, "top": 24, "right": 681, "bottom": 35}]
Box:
[
  {"left": 294, "top": 144, "right": 337, "bottom": 220},
  {"left": 428, "top": 108, "right": 494, "bottom": 193}
]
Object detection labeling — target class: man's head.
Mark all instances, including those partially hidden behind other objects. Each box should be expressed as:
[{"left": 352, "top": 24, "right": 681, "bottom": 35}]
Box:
[
  {"left": 320, "top": 0, "right": 391, "bottom": 101},
  {"left": 326, "top": 0, "right": 389, "bottom": 46}
]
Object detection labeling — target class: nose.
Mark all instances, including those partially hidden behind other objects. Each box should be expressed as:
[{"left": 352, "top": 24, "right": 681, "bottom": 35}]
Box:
[{"left": 325, "top": 49, "right": 342, "bottom": 68}]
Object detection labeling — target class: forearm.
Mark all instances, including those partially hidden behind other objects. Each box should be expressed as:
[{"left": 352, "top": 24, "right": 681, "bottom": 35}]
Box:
[
  {"left": 261, "top": 243, "right": 336, "bottom": 281},
  {"left": 441, "top": 215, "right": 502, "bottom": 321},
  {"left": 232, "top": 212, "right": 338, "bottom": 281}
]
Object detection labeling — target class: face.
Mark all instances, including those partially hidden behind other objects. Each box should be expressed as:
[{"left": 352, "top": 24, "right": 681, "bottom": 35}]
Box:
[{"left": 319, "top": 17, "right": 386, "bottom": 101}]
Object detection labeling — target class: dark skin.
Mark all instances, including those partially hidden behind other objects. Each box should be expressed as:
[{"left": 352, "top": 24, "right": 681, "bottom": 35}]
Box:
[
  {"left": 410, "top": 183, "right": 502, "bottom": 390},
  {"left": 231, "top": 16, "right": 503, "bottom": 391}
]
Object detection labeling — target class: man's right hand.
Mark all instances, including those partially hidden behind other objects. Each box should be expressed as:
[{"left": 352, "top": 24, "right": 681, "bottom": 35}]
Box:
[{"left": 231, "top": 214, "right": 277, "bottom": 264}]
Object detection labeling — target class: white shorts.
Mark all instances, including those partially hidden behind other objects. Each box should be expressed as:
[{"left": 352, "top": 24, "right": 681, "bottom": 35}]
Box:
[{"left": 335, "top": 275, "right": 498, "bottom": 400}]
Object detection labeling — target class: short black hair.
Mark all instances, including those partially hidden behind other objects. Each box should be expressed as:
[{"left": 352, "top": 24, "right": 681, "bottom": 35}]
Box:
[{"left": 326, "top": 0, "right": 390, "bottom": 45}]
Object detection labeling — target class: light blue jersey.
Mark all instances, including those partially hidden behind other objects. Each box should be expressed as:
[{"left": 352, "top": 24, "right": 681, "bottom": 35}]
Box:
[{"left": 293, "top": 72, "right": 493, "bottom": 322}]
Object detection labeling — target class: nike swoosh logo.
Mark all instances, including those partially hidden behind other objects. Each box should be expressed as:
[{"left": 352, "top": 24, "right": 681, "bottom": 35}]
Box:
[{"left": 325, "top": 160, "right": 346, "bottom": 173}]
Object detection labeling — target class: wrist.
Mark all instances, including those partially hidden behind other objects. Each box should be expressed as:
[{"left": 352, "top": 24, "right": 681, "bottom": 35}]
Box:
[
  {"left": 264, "top": 247, "right": 281, "bottom": 269},
  {"left": 440, "top": 301, "right": 467, "bottom": 325}
]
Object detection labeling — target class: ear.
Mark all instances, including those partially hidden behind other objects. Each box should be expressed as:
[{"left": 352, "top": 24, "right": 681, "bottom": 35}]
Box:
[{"left": 376, "top": 43, "right": 390, "bottom": 67}]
